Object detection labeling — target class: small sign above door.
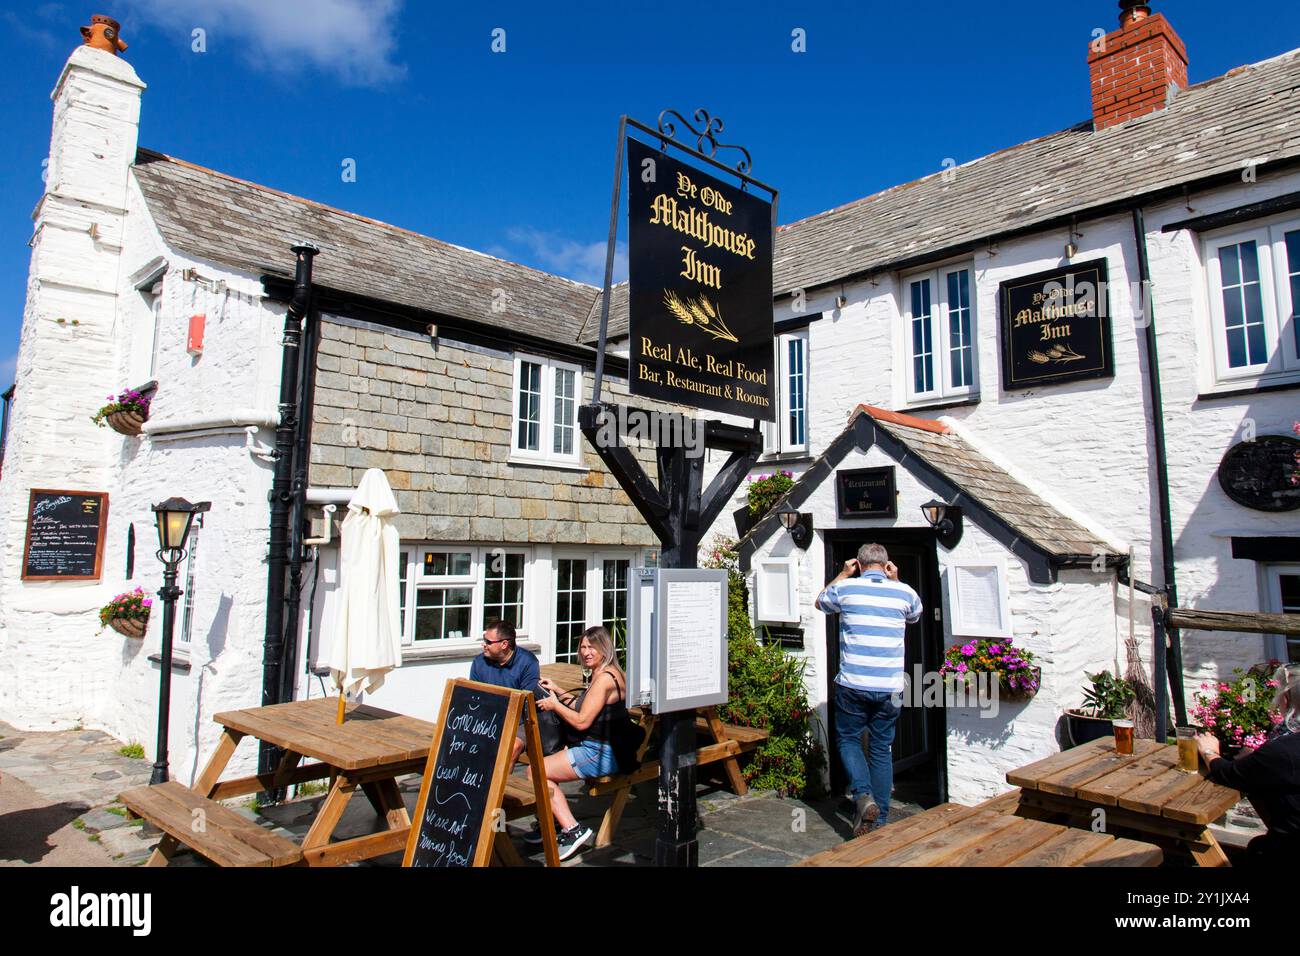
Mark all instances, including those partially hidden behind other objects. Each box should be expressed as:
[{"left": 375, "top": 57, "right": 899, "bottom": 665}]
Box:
[{"left": 836, "top": 467, "right": 897, "bottom": 519}]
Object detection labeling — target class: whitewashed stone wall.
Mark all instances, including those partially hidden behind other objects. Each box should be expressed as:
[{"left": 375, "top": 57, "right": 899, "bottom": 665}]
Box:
[{"left": 0, "top": 47, "right": 281, "bottom": 783}]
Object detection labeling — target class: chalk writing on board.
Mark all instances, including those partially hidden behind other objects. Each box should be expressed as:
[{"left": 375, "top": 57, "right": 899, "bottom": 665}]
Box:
[
  {"left": 23, "top": 490, "right": 108, "bottom": 580},
  {"left": 410, "top": 692, "right": 509, "bottom": 868}
]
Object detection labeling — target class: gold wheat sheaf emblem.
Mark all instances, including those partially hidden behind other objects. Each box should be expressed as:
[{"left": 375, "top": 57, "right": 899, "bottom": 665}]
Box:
[
  {"left": 663, "top": 290, "right": 738, "bottom": 344},
  {"left": 1027, "top": 343, "right": 1085, "bottom": 364}
]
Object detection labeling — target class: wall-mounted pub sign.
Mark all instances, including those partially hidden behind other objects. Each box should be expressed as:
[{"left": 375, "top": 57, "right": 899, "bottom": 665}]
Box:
[
  {"left": 626, "top": 138, "right": 775, "bottom": 420},
  {"left": 998, "top": 258, "right": 1114, "bottom": 390},
  {"left": 1217, "top": 436, "right": 1300, "bottom": 512},
  {"left": 836, "top": 467, "right": 897, "bottom": 519}
]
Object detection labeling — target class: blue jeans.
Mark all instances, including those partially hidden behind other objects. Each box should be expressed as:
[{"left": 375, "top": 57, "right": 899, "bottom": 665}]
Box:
[{"left": 834, "top": 682, "right": 900, "bottom": 825}]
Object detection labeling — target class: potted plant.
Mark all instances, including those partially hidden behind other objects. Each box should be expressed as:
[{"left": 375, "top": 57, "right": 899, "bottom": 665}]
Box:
[
  {"left": 739, "top": 470, "right": 794, "bottom": 535},
  {"left": 100, "top": 587, "right": 151, "bottom": 638},
  {"left": 1065, "top": 670, "right": 1135, "bottom": 747},
  {"left": 1191, "top": 661, "right": 1284, "bottom": 757},
  {"left": 92, "top": 387, "right": 153, "bottom": 436},
  {"left": 940, "top": 638, "right": 1041, "bottom": 703}
]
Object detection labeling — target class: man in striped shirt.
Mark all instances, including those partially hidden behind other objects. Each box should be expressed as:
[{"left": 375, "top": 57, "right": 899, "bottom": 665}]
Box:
[{"left": 816, "top": 542, "right": 923, "bottom": 835}]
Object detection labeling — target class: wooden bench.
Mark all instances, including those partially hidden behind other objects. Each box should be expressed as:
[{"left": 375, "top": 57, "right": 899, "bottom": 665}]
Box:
[
  {"left": 501, "top": 714, "right": 768, "bottom": 848},
  {"left": 120, "top": 781, "right": 303, "bottom": 868}
]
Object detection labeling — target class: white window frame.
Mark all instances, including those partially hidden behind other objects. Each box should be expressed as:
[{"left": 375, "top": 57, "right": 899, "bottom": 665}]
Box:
[
  {"left": 945, "top": 558, "right": 1013, "bottom": 639},
  {"left": 1262, "top": 562, "right": 1300, "bottom": 663},
  {"left": 764, "top": 328, "right": 810, "bottom": 456},
  {"left": 1203, "top": 216, "right": 1300, "bottom": 387},
  {"left": 550, "top": 550, "right": 649, "bottom": 663},
  {"left": 902, "top": 263, "right": 979, "bottom": 405},
  {"left": 510, "top": 352, "right": 584, "bottom": 468},
  {"left": 755, "top": 556, "right": 800, "bottom": 624},
  {"left": 397, "top": 545, "right": 532, "bottom": 651}
]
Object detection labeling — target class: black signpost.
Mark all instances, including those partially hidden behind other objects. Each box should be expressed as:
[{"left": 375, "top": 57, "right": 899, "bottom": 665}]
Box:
[
  {"left": 583, "top": 110, "right": 775, "bottom": 866},
  {"left": 998, "top": 259, "right": 1114, "bottom": 390}
]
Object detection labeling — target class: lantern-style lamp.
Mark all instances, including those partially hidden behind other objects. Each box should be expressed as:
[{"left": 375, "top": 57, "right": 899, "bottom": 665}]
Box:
[
  {"left": 920, "top": 498, "right": 963, "bottom": 549},
  {"left": 775, "top": 501, "right": 813, "bottom": 550},
  {"left": 147, "top": 497, "right": 210, "bottom": 784}
]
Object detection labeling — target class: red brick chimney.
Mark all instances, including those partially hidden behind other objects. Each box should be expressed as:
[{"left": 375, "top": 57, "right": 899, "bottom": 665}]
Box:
[{"left": 1089, "top": 1, "right": 1188, "bottom": 131}]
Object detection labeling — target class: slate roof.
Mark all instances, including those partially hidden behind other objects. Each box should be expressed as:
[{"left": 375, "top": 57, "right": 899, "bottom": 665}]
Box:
[
  {"left": 584, "top": 46, "right": 1300, "bottom": 344},
  {"left": 857, "top": 407, "right": 1119, "bottom": 559},
  {"left": 131, "top": 149, "right": 601, "bottom": 344},
  {"left": 738, "top": 405, "right": 1120, "bottom": 578}
]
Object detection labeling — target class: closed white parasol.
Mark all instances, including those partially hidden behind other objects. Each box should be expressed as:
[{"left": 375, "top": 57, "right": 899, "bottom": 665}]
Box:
[{"left": 326, "top": 468, "right": 403, "bottom": 722}]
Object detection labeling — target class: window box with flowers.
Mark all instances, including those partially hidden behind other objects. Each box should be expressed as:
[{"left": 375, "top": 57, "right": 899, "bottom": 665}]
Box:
[
  {"left": 100, "top": 587, "right": 151, "bottom": 638},
  {"left": 940, "top": 638, "right": 1041, "bottom": 702},
  {"left": 92, "top": 387, "right": 153, "bottom": 437}
]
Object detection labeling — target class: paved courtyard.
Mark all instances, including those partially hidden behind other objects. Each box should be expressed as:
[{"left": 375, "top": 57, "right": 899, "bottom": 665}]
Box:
[{"left": 0, "top": 720, "right": 921, "bottom": 867}]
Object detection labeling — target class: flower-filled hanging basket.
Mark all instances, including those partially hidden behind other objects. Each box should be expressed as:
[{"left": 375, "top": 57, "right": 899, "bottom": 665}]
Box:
[
  {"left": 100, "top": 587, "right": 151, "bottom": 639},
  {"left": 105, "top": 408, "right": 146, "bottom": 436},
  {"left": 92, "top": 387, "right": 153, "bottom": 436},
  {"left": 108, "top": 615, "right": 147, "bottom": 639}
]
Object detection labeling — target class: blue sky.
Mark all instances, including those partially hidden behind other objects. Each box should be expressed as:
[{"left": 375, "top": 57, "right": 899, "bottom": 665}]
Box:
[{"left": 2, "top": 0, "right": 1298, "bottom": 383}]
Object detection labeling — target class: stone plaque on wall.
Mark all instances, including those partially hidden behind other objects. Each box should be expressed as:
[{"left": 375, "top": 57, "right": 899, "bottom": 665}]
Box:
[{"left": 1217, "top": 436, "right": 1300, "bottom": 512}]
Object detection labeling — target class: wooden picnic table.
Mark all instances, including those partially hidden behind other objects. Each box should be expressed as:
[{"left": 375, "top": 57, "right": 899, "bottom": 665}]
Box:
[
  {"left": 1007, "top": 736, "right": 1242, "bottom": 867},
  {"left": 795, "top": 801, "right": 1164, "bottom": 867},
  {"left": 122, "top": 697, "right": 441, "bottom": 867}
]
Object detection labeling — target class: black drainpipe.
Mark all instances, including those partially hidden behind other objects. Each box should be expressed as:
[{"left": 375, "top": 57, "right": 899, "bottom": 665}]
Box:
[
  {"left": 260, "top": 242, "right": 318, "bottom": 780},
  {"left": 1131, "top": 207, "right": 1186, "bottom": 727},
  {"left": 280, "top": 287, "right": 322, "bottom": 708}
]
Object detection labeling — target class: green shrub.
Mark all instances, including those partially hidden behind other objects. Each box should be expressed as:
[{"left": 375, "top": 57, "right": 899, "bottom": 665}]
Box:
[
  {"left": 118, "top": 742, "right": 144, "bottom": 759},
  {"left": 746, "top": 471, "right": 795, "bottom": 518},
  {"left": 705, "top": 536, "right": 824, "bottom": 798}
]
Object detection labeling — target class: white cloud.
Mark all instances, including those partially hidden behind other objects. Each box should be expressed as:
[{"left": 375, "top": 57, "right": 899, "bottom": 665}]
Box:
[
  {"left": 497, "top": 227, "right": 627, "bottom": 287},
  {"left": 124, "top": 0, "right": 406, "bottom": 87}
]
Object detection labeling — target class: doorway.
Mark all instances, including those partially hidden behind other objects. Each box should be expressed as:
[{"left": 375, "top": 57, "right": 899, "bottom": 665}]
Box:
[{"left": 823, "top": 528, "right": 947, "bottom": 807}]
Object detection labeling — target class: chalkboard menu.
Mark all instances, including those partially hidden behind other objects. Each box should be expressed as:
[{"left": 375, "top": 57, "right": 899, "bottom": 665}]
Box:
[
  {"left": 837, "top": 467, "right": 897, "bottom": 519},
  {"left": 22, "top": 489, "right": 109, "bottom": 581},
  {"left": 1217, "top": 436, "right": 1300, "bottom": 512},
  {"left": 406, "top": 680, "right": 516, "bottom": 868},
  {"left": 998, "top": 259, "right": 1114, "bottom": 390}
]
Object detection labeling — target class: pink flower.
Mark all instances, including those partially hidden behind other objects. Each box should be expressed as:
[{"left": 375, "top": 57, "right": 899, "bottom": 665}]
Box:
[
  {"left": 956, "top": 662, "right": 968, "bottom": 674},
  {"left": 961, "top": 643, "right": 976, "bottom": 657}
]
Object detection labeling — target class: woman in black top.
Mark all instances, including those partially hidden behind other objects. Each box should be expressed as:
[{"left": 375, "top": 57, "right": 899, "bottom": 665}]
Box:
[
  {"left": 530, "top": 626, "right": 637, "bottom": 860},
  {"left": 1197, "top": 663, "right": 1300, "bottom": 866}
]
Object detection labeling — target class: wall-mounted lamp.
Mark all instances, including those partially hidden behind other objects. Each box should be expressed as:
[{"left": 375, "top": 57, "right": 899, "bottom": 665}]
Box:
[
  {"left": 920, "top": 498, "right": 963, "bottom": 549},
  {"left": 775, "top": 501, "right": 814, "bottom": 550},
  {"left": 1065, "top": 216, "right": 1082, "bottom": 260}
]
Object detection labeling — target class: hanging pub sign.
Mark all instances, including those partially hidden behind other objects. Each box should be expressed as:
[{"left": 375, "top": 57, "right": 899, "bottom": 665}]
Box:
[
  {"left": 997, "top": 258, "right": 1114, "bottom": 390},
  {"left": 836, "top": 467, "right": 897, "bottom": 519},
  {"left": 626, "top": 137, "right": 775, "bottom": 420}
]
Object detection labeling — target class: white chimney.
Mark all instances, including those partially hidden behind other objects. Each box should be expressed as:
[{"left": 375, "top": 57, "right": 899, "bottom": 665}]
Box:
[{"left": 0, "top": 39, "right": 146, "bottom": 728}]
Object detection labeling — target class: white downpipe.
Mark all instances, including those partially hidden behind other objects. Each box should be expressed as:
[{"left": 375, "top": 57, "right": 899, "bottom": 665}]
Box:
[{"left": 143, "top": 408, "right": 279, "bottom": 436}]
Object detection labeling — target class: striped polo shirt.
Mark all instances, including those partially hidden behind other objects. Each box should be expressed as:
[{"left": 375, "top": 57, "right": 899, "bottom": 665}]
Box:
[{"left": 819, "top": 571, "right": 923, "bottom": 693}]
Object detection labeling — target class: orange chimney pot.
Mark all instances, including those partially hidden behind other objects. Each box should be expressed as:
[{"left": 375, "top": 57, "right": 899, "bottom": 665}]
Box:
[{"left": 80, "top": 14, "right": 127, "bottom": 55}]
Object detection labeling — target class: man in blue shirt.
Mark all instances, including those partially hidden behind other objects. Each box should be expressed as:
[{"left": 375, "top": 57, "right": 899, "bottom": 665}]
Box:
[
  {"left": 816, "top": 543, "right": 923, "bottom": 836},
  {"left": 468, "top": 620, "right": 539, "bottom": 762}
]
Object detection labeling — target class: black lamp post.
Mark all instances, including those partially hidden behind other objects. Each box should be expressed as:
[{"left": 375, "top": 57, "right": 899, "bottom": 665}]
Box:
[{"left": 149, "top": 497, "right": 210, "bottom": 785}]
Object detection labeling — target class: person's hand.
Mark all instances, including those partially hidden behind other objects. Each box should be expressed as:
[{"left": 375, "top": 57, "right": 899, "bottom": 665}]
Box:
[
  {"left": 841, "top": 558, "right": 860, "bottom": 577},
  {"left": 536, "top": 693, "right": 558, "bottom": 712},
  {"left": 884, "top": 561, "right": 899, "bottom": 581},
  {"left": 537, "top": 678, "right": 558, "bottom": 693},
  {"left": 1195, "top": 733, "right": 1220, "bottom": 760}
]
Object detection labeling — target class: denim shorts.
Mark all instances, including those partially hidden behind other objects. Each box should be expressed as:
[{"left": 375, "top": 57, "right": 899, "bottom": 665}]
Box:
[{"left": 567, "top": 739, "right": 618, "bottom": 778}]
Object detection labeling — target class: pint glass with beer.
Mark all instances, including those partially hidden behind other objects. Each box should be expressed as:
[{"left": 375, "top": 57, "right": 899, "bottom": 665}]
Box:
[
  {"left": 1176, "top": 726, "right": 1199, "bottom": 773},
  {"left": 1113, "top": 718, "right": 1134, "bottom": 755}
]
